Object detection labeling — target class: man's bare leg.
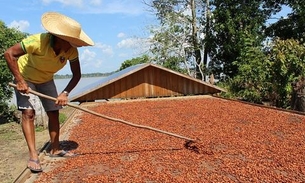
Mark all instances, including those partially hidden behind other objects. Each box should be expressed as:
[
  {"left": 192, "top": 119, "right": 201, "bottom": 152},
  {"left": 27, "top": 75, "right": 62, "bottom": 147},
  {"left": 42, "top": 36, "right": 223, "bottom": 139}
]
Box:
[
  {"left": 47, "top": 110, "right": 60, "bottom": 153},
  {"left": 47, "top": 110, "right": 75, "bottom": 157},
  {"left": 21, "top": 109, "right": 41, "bottom": 171}
]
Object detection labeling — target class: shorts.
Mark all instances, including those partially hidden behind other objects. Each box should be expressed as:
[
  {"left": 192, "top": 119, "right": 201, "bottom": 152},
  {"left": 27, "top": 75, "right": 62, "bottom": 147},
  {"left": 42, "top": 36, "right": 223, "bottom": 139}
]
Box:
[{"left": 15, "top": 80, "right": 62, "bottom": 112}]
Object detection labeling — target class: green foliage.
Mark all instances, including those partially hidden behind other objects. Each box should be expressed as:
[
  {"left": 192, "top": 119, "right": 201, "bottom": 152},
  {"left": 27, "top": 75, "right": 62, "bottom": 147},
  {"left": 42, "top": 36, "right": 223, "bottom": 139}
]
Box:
[
  {"left": 267, "top": 38, "right": 305, "bottom": 108},
  {"left": 119, "top": 55, "right": 150, "bottom": 70},
  {"left": 0, "top": 105, "right": 18, "bottom": 124},
  {"left": 210, "top": 0, "right": 268, "bottom": 79},
  {"left": 223, "top": 32, "right": 271, "bottom": 103},
  {"left": 59, "top": 113, "right": 67, "bottom": 124},
  {"left": 223, "top": 37, "right": 305, "bottom": 109},
  {"left": 0, "top": 20, "right": 28, "bottom": 122},
  {"left": 265, "top": 1, "right": 305, "bottom": 42},
  {"left": 162, "top": 56, "right": 188, "bottom": 74},
  {"left": 35, "top": 126, "right": 45, "bottom": 132},
  {"left": 149, "top": 0, "right": 305, "bottom": 110},
  {"left": 149, "top": 0, "right": 200, "bottom": 76}
]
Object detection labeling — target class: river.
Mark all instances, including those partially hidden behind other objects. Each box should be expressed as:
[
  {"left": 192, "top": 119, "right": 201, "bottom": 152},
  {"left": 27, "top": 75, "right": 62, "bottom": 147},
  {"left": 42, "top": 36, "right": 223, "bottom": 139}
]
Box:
[{"left": 9, "top": 77, "right": 104, "bottom": 105}]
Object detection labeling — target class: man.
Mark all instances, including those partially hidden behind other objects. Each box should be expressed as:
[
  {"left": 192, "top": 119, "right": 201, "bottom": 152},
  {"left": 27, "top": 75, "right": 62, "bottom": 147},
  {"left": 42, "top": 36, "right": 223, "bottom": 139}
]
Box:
[{"left": 4, "top": 12, "right": 94, "bottom": 172}]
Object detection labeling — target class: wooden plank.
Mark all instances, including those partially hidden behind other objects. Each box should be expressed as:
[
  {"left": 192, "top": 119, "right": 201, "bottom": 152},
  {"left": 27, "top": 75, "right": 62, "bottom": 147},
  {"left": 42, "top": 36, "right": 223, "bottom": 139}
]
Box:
[
  {"left": 148, "top": 67, "right": 154, "bottom": 97},
  {"left": 143, "top": 69, "right": 151, "bottom": 97},
  {"left": 136, "top": 70, "right": 145, "bottom": 98},
  {"left": 112, "top": 78, "right": 121, "bottom": 98},
  {"left": 120, "top": 77, "right": 127, "bottom": 98},
  {"left": 125, "top": 75, "right": 133, "bottom": 98}
]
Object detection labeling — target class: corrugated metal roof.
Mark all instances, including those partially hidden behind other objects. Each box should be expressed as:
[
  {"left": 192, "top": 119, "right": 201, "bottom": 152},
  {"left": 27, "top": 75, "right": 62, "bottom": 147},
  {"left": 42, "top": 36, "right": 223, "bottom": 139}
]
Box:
[
  {"left": 69, "top": 63, "right": 226, "bottom": 102},
  {"left": 69, "top": 64, "right": 149, "bottom": 100}
]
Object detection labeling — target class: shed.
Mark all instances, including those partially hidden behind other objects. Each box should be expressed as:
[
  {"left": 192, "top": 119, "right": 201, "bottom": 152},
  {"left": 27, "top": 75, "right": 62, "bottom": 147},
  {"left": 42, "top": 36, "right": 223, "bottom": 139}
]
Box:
[{"left": 70, "top": 63, "right": 226, "bottom": 103}]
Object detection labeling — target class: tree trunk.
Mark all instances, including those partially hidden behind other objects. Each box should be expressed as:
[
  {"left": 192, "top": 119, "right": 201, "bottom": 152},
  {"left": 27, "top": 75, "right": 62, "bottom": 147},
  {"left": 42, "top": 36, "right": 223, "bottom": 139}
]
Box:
[
  {"left": 203, "top": 0, "right": 210, "bottom": 81},
  {"left": 190, "top": 0, "right": 202, "bottom": 80},
  {"left": 291, "top": 78, "right": 305, "bottom": 112}
]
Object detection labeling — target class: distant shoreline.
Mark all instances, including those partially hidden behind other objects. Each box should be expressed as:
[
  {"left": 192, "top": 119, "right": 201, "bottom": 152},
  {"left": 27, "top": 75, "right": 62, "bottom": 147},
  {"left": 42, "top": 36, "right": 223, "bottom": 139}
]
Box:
[{"left": 54, "top": 72, "right": 114, "bottom": 79}]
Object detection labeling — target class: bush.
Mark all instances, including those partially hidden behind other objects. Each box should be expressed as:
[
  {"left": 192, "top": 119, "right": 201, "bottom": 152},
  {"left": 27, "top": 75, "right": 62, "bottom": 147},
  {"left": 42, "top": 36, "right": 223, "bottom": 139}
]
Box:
[
  {"left": 0, "top": 104, "right": 18, "bottom": 124},
  {"left": 0, "top": 21, "right": 28, "bottom": 122},
  {"left": 59, "top": 113, "right": 67, "bottom": 124}
]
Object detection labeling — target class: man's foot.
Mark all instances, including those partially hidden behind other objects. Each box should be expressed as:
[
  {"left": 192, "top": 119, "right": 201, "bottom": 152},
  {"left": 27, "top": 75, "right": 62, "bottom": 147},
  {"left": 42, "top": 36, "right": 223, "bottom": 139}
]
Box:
[
  {"left": 27, "top": 159, "right": 43, "bottom": 173},
  {"left": 49, "top": 150, "right": 76, "bottom": 158}
]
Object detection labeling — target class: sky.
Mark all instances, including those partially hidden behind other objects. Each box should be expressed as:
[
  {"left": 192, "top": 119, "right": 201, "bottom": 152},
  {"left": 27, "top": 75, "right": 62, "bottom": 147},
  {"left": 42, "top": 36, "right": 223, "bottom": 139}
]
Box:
[
  {"left": 0, "top": 1, "right": 292, "bottom": 75},
  {"left": 0, "top": 0, "right": 157, "bottom": 74}
]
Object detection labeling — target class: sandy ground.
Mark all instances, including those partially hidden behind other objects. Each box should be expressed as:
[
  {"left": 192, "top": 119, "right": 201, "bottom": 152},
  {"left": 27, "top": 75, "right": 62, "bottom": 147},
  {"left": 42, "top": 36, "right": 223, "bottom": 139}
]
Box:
[
  {"left": 0, "top": 122, "right": 49, "bottom": 183},
  {"left": 0, "top": 107, "right": 75, "bottom": 183}
]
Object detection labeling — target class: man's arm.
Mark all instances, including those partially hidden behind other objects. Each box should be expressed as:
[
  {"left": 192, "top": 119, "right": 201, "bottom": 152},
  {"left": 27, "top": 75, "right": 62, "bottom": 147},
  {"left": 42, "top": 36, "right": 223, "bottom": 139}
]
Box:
[
  {"left": 4, "top": 43, "right": 28, "bottom": 93},
  {"left": 63, "top": 59, "right": 81, "bottom": 94},
  {"left": 56, "top": 59, "right": 81, "bottom": 105}
]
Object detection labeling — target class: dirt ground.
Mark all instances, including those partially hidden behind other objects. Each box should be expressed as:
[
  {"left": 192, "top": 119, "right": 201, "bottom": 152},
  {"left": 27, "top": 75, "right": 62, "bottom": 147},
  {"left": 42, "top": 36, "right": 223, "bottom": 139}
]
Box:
[{"left": 0, "top": 107, "right": 74, "bottom": 183}]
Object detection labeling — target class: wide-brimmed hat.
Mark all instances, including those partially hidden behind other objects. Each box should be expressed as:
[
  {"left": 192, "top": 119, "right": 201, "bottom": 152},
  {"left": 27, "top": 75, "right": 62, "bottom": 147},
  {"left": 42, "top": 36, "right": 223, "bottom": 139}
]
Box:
[{"left": 41, "top": 12, "right": 94, "bottom": 47}]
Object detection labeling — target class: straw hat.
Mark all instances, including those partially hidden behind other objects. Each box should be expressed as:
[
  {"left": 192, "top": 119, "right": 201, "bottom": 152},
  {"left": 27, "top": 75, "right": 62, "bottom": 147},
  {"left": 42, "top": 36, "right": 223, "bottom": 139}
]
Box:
[{"left": 41, "top": 12, "right": 94, "bottom": 47}]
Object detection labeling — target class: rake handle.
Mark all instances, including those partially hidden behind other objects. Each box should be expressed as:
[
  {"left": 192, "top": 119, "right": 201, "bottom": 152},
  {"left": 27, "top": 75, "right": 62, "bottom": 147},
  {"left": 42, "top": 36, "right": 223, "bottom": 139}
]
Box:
[{"left": 9, "top": 82, "right": 196, "bottom": 142}]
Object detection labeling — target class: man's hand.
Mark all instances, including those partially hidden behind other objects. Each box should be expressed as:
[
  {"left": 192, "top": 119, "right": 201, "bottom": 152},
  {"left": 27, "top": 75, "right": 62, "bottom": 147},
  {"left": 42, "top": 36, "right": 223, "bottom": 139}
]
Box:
[
  {"left": 16, "top": 80, "right": 30, "bottom": 94},
  {"left": 56, "top": 92, "right": 68, "bottom": 106}
]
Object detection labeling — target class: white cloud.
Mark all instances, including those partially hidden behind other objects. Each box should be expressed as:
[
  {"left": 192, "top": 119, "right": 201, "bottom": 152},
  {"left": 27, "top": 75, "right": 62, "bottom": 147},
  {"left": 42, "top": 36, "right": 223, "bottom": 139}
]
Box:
[
  {"left": 117, "top": 32, "right": 125, "bottom": 38},
  {"left": 90, "top": 0, "right": 101, "bottom": 6},
  {"left": 118, "top": 52, "right": 129, "bottom": 58},
  {"left": 93, "top": 59, "right": 104, "bottom": 68},
  {"left": 182, "top": 4, "right": 192, "bottom": 17},
  {"left": 117, "top": 37, "right": 145, "bottom": 49},
  {"left": 94, "top": 43, "right": 114, "bottom": 56},
  {"left": 79, "top": 48, "right": 108, "bottom": 73},
  {"left": 80, "top": 48, "right": 96, "bottom": 65},
  {"left": 99, "top": 1, "right": 144, "bottom": 15},
  {"left": 117, "top": 37, "right": 151, "bottom": 58},
  {"left": 40, "top": 0, "right": 145, "bottom": 15},
  {"left": 42, "top": 0, "right": 82, "bottom": 7},
  {"left": 8, "top": 20, "right": 30, "bottom": 32}
]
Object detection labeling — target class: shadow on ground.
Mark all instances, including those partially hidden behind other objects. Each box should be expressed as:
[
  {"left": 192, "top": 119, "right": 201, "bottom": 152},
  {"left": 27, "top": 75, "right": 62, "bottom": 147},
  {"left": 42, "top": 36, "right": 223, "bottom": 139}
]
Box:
[{"left": 44, "top": 140, "right": 79, "bottom": 152}]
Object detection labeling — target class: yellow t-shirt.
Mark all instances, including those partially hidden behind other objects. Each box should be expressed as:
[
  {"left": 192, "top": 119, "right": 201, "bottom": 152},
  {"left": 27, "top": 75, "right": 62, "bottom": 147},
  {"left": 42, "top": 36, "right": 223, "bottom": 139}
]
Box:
[{"left": 18, "top": 33, "right": 78, "bottom": 84}]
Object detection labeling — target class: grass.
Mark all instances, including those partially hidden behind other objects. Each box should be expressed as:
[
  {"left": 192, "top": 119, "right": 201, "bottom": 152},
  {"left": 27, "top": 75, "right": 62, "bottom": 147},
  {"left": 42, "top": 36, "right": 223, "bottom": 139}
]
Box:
[
  {"left": 0, "top": 129, "right": 18, "bottom": 140},
  {"left": 59, "top": 112, "right": 67, "bottom": 124},
  {"left": 35, "top": 126, "right": 45, "bottom": 132},
  {"left": 0, "top": 107, "right": 72, "bottom": 133},
  {"left": 34, "top": 112, "right": 67, "bottom": 132},
  {"left": 0, "top": 123, "right": 22, "bottom": 140}
]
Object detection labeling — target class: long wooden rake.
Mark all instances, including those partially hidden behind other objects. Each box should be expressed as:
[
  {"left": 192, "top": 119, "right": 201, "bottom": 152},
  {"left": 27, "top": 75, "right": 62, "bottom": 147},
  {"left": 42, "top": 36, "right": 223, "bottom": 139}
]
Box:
[{"left": 9, "top": 82, "right": 196, "bottom": 144}]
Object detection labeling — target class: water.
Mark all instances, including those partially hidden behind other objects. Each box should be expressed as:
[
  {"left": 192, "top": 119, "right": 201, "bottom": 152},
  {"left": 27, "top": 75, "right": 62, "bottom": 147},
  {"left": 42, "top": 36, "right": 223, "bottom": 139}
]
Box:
[
  {"left": 54, "top": 76, "right": 104, "bottom": 96},
  {"left": 10, "top": 76, "right": 104, "bottom": 105}
]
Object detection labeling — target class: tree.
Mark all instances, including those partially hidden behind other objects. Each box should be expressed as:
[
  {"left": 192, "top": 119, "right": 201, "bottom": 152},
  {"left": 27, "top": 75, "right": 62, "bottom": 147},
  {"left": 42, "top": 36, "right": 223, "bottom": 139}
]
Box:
[
  {"left": 265, "top": 0, "right": 305, "bottom": 42},
  {"left": 227, "top": 31, "right": 271, "bottom": 103},
  {"left": 267, "top": 38, "right": 305, "bottom": 108},
  {"left": 145, "top": 0, "right": 305, "bottom": 110},
  {"left": 119, "top": 55, "right": 151, "bottom": 70},
  {"left": 148, "top": 0, "right": 206, "bottom": 79},
  {"left": 209, "top": 0, "right": 270, "bottom": 80},
  {"left": 148, "top": 0, "right": 279, "bottom": 81},
  {"left": 0, "top": 21, "right": 28, "bottom": 122}
]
